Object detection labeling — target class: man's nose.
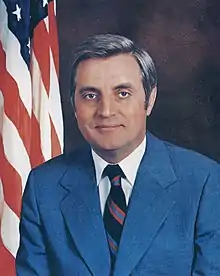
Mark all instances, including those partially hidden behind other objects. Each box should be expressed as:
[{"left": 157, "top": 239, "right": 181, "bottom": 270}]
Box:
[{"left": 97, "top": 96, "right": 115, "bottom": 117}]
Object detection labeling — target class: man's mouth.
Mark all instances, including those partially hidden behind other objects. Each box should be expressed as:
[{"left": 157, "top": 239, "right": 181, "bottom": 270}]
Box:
[{"left": 95, "top": 125, "right": 122, "bottom": 131}]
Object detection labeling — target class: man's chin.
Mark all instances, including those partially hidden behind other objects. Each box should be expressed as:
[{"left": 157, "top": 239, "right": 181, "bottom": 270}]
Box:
[{"left": 93, "top": 144, "right": 120, "bottom": 152}]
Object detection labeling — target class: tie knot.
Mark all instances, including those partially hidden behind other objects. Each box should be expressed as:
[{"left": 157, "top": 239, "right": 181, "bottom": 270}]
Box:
[{"left": 103, "top": 164, "right": 125, "bottom": 186}]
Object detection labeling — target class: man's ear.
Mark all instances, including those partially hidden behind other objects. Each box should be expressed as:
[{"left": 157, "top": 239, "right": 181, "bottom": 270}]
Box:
[{"left": 146, "top": 86, "right": 157, "bottom": 116}]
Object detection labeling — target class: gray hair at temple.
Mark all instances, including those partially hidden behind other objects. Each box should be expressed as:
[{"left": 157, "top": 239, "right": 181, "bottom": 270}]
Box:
[{"left": 70, "top": 34, "right": 157, "bottom": 109}]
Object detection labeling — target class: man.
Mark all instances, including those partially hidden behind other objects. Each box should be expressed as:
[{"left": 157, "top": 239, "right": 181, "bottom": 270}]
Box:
[{"left": 16, "top": 34, "right": 220, "bottom": 275}]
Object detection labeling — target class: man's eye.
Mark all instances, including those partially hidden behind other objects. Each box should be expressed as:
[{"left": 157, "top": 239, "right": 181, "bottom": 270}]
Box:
[
  {"left": 83, "top": 93, "right": 97, "bottom": 100},
  {"left": 118, "top": 91, "right": 130, "bottom": 98}
]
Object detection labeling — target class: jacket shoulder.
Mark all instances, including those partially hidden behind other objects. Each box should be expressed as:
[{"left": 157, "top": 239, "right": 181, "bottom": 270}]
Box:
[
  {"left": 164, "top": 139, "right": 219, "bottom": 170},
  {"left": 28, "top": 146, "right": 91, "bottom": 185},
  {"left": 147, "top": 132, "right": 220, "bottom": 176}
]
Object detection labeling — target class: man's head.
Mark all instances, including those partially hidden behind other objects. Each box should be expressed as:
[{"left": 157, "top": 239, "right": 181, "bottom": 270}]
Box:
[
  {"left": 70, "top": 34, "right": 157, "bottom": 108},
  {"left": 70, "top": 34, "right": 157, "bottom": 162}
]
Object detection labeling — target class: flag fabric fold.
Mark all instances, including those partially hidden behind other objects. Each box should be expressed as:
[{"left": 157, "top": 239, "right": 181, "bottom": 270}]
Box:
[{"left": 0, "top": 0, "right": 63, "bottom": 274}]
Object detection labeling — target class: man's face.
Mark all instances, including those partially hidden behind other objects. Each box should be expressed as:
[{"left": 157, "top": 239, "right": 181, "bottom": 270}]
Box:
[{"left": 74, "top": 54, "right": 156, "bottom": 160}]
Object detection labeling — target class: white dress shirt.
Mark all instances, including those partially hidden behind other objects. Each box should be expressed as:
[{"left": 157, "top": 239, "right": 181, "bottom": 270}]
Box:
[{"left": 91, "top": 137, "right": 146, "bottom": 215}]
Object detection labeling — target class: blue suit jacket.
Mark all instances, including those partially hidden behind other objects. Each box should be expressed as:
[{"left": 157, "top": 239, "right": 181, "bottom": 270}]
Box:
[{"left": 16, "top": 133, "right": 220, "bottom": 275}]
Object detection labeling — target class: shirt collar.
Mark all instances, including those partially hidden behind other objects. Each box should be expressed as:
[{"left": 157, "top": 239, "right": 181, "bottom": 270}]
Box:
[{"left": 92, "top": 136, "right": 146, "bottom": 186}]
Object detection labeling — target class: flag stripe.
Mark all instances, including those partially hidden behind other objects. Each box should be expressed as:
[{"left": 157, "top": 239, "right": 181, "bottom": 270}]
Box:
[
  {"left": 32, "top": 20, "right": 50, "bottom": 95},
  {"left": 0, "top": 137, "right": 22, "bottom": 217},
  {"left": 31, "top": 50, "right": 52, "bottom": 161},
  {"left": 2, "top": 113, "right": 31, "bottom": 191},
  {"left": 50, "top": 117, "right": 62, "bottom": 157},
  {"left": 48, "top": 1, "right": 59, "bottom": 76},
  {"left": 0, "top": 178, "right": 15, "bottom": 276},
  {"left": 0, "top": 236, "right": 15, "bottom": 276},
  {"left": 29, "top": 115, "right": 45, "bottom": 168},
  {"left": 0, "top": 43, "right": 31, "bottom": 156},
  {"left": 49, "top": 49, "right": 63, "bottom": 147},
  {"left": 1, "top": 201, "right": 20, "bottom": 257}
]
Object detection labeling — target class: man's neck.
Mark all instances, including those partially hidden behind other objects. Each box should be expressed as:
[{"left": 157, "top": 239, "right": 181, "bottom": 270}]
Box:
[
  {"left": 93, "top": 149, "right": 128, "bottom": 164},
  {"left": 92, "top": 138, "right": 146, "bottom": 164}
]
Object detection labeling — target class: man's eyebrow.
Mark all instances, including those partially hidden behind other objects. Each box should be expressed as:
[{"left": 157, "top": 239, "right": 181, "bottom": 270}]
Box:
[
  {"left": 77, "top": 83, "right": 134, "bottom": 94},
  {"left": 113, "top": 83, "right": 134, "bottom": 90},
  {"left": 78, "top": 86, "right": 100, "bottom": 94}
]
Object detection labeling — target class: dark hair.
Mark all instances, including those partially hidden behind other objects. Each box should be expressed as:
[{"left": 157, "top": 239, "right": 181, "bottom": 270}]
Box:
[{"left": 70, "top": 34, "right": 157, "bottom": 107}]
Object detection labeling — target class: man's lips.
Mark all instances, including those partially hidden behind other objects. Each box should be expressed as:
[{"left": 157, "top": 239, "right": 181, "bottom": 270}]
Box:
[{"left": 95, "top": 124, "right": 122, "bottom": 131}]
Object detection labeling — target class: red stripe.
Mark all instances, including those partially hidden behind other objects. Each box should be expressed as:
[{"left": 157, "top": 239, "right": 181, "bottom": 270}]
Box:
[
  {"left": 0, "top": 136, "right": 22, "bottom": 218},
  {"left": 48, "top": 1, "right": 62, "bottom": 158},
  {"left": 0, "top": 237, "right": 16, "bottom": 276},
  {"left": 109, "top": 207, "right": 123, "bottom": 225},
  {"left": 50, "top": 117, "right": 61, "bottom": 158},
  {"left": 0, "top": 42, "right": 31, "bottom": 156},
  {"left": 109, "top": 201, "right": 124, "bottom": 225},
  {"left": 112, "top": 175, "right": 120, "bottom": 183},
  {"left": 111, "top": 200, "right": 125, "bottom": 217},
  {"left": 30, "top": 114, "right": 45, "bottom": 168},
  {"left": 32, "top": 21, "right": 50, "bottom": 95},
  {"left": 48, "top": 1, "right": 59, "bottom": 76},
  {"left": 108, "top": 239, "right": 117, "bottom": 252}
]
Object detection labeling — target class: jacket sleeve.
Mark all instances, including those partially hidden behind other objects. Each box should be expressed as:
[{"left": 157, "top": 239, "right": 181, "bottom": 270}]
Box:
[
  {"left": 192, "top": 163, "right": 220, "bottom": 275},
  {"left": 16, "top": 170, "right": 51, "bottom": 276}
]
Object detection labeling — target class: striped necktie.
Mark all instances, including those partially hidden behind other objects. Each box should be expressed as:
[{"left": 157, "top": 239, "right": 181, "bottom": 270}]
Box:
[{"left": 103, "top": 164, "right": 127, "bottom": 268}]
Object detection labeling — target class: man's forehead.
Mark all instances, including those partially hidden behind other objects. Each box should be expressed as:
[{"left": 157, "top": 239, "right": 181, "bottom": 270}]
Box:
[{"left": 75, "top": 54, "right": 141, "bottom": 82}]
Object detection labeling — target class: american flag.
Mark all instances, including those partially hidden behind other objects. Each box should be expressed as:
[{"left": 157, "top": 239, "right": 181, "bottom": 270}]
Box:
[{"left": 0, "top": 0, "right": 64, "bottom": 274}]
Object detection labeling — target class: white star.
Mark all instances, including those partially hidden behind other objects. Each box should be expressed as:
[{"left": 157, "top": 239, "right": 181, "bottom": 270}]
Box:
[
  {"left": 12, "top": 4, "right": 22, "bottom": 22},
  {"left": 43, "top": 0, "right": 48, "bottom": 7}
]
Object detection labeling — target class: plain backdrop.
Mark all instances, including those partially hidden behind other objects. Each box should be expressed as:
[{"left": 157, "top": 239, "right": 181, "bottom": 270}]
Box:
[{"left": 57, "top": 0, "right": 220, "bottom": 162}]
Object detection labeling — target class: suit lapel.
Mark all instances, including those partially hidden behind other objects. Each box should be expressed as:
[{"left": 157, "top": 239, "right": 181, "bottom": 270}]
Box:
[
  {"left": 114, "top": 133, "right": 178, "bottom": 276},
  {"left": 59, "top": 148, "right": 110, "bottom": 276}
]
